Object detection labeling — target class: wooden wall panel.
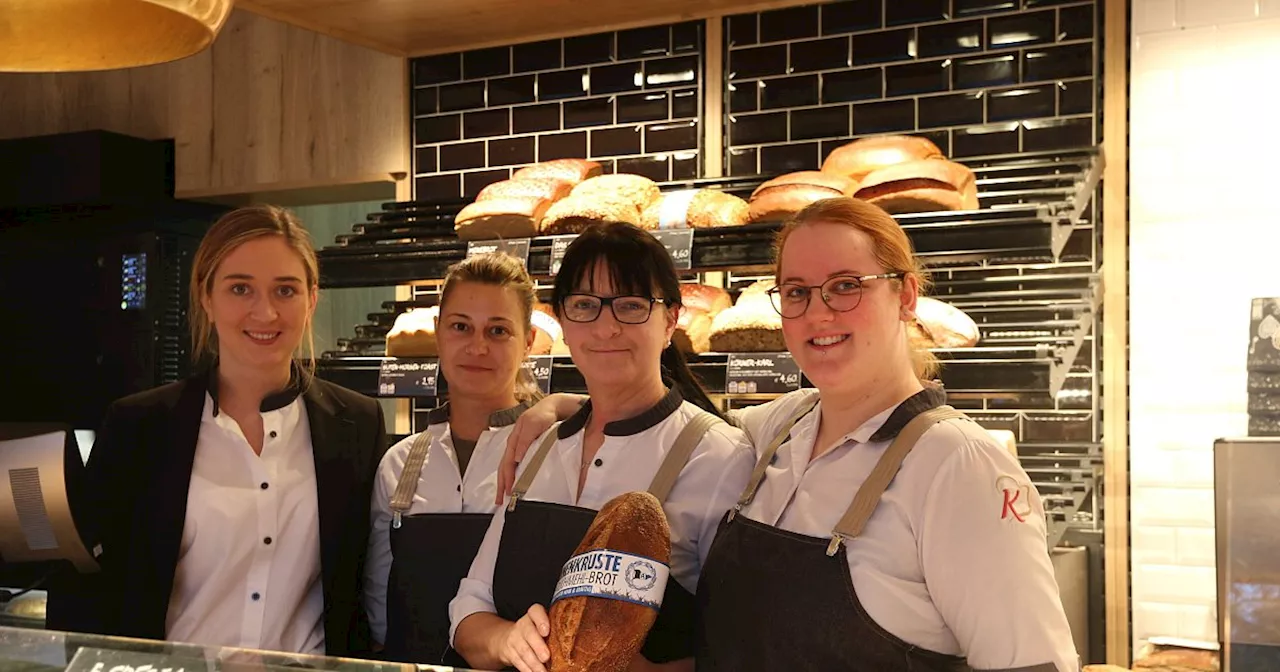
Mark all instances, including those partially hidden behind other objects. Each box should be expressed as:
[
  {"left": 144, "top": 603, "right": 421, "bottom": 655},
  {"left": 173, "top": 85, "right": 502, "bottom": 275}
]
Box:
[{"left": 0, "top": 9, "right": 407, "bottom": 200}]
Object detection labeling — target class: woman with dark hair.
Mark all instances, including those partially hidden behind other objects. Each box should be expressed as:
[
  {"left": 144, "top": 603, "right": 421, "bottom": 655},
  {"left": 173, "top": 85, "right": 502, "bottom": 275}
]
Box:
[{"left": 448, "top": 222, "right": 753, "bottom": 672}]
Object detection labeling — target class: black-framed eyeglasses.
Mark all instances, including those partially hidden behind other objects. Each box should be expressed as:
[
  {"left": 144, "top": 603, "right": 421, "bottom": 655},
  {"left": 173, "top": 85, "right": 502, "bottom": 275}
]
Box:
[
  {"left": 767, "top": 273, "right": 905, "bottom": 319},
  {"left": 560, "top": 293, "right": 666, "bottom": 324}
]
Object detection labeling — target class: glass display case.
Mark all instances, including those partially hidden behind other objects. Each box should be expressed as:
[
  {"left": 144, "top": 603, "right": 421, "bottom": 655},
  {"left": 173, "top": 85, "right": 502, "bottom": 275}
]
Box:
[
  {"left": 1214, "top": 437, "right": 1280, "bottom": 671},
  {"left": 0, "top": 626, "right": 476, "bottom": 672}
]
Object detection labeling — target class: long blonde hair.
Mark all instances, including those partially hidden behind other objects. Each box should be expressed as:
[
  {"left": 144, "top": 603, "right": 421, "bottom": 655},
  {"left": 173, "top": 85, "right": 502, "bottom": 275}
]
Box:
[
  {"left": 774, "top": 197, "right": 940, "bottom": 381},
  {"left": 189, "top": 205, "right": 320, "bottom": 376}
]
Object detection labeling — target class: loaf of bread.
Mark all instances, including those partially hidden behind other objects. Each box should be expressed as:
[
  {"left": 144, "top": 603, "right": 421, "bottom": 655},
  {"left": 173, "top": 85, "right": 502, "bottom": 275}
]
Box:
[
  {"left": 640, "top": 189, "right": 750, "bottom": 230},
  {"left": 912, "top": 297, "right": 980, "bottom": 348},
  {"left": 821, "top": 135, "right": 944, "bottom": 183},
  {"left": 477, "top": 178, "right": 573, "bottom": 204},
  {"left": 679, "top": 283, "right": 731, "bottom": 316},
  {"left": 540, "top": 196, "right": 642, "bottom": 234},
  {"left": 987, "top": 429, "right": 1018, "bottom": 456},
  {"left": 571, "top": 174, "right": 662, "bottom": 212},
  {"left": 548, "top": 492, "right": 672, "bottom": 672},
  {"left": 748, "top": 171, "right": 858, "bottom": 223},
  {"left": 672, "top": 307, "right": 713, "bottom": 354},
  {"left": 709, "top": 284, "right": 785, "bottom": 352},
  {"left": 455, "top": 197, "right": 551, "bottom": 240},
  {"left": 513, "top": 159, "right": 604, "bottom": 186},
  {"left": 386, "top": 307, "right": 440, "bottom": 357},
  {"left": 1132, "top": 648, "right": 1220, "bottom": 671},
  {"left": 854, "top": 159, "right": 979, "bottom": 214},
  {"left": 530, "top": 304, "right": 563, "bottom": 356}
]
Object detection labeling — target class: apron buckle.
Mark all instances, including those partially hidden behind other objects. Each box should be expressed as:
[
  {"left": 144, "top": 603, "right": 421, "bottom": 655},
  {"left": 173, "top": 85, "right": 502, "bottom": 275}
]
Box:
[
  {"left": 826, "top": 533, "right": 845, "bottom": 557},
  {"left": 726, "top": 504, "right": 740, "bottom": 522},
  {"left": 392, "top": 511, "right": 402, "bottom": 529},
  {"left": 506, "top": 493, "right": 520, "bottom": 512}
]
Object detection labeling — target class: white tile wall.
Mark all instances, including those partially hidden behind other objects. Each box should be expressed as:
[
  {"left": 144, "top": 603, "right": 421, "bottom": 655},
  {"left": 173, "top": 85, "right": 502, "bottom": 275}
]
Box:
[{"left": 1131, "top": 0, "right": 1280, "bottom": 651}]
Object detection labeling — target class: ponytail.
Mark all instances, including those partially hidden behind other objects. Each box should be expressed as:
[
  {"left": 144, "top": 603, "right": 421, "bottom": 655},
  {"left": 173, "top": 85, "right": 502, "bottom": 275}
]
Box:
[{"left": 660, "top": 344, "right": 726, "bottom": 421}]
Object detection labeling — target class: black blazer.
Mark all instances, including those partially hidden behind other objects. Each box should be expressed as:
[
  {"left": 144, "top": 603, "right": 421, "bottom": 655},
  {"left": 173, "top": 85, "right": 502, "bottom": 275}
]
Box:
[{"left": 46, "top": 371, "right": 388, "bottom": 658}]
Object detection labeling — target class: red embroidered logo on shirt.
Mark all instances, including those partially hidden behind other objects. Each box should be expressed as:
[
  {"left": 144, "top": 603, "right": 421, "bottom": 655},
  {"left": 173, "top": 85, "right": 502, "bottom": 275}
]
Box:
[{"left": 996, "top": 475, "right": 1032, "bottom": 522}]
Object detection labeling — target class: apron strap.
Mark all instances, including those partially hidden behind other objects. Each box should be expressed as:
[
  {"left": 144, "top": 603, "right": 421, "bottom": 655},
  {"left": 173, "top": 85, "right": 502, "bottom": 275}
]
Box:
[
  {"left": 388, "top": 426, "right": 441, "bottom": 527},
  {"left": 507, "top": 428, "right": 561, "bottom": 512},
  {"left": 647, "top": 411, "right": 722, "bottom": 504},
  {"left": 826, "top": 405, "right": 969, "bottom": 556},
  {"left": 730, "top": 395, "right": 820, "bottom": 518}
]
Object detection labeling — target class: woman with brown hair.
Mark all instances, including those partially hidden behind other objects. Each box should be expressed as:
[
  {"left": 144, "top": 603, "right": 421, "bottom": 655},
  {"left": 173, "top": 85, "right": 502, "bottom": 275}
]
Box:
[
  {"left": 47, "top": 205, "right": 387, "bottom": 657},
  {"left": 499, "top": 198, "right": 1079, "bottom": 671}
]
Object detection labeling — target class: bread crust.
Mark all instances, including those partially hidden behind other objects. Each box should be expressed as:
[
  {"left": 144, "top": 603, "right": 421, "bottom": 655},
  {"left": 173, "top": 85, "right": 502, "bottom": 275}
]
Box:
[{"left": 821, "top": 135, "right": 944, "bottom": 182}]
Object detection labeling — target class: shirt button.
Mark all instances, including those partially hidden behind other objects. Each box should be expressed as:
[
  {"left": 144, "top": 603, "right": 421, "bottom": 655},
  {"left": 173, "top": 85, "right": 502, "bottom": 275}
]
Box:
[
  {"left": 269, "top": 431, "right": 278, "bottom": 439},
  {"left": 593, "top": 458, "right": 603, "bottom": 467},
  {"left": 264, "top": 537, "right": 273, "bottom": 545},
  {"left": 260, "top": 482, "right": 269, "bottom": 490},
  {"left": 251, "top": 592, "right": 261, "bottom": 601}
]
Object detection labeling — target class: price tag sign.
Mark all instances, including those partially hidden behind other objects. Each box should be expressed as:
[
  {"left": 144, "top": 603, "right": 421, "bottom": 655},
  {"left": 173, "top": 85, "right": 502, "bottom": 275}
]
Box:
[
  {"left": 650, "top": 229, "right": 694, "bottom": 270},
  {"left": 549, "top": 235, "right": 578, "bottom": 276},
  {"left": 378, "top": 359, "right": 440, "bottom": 396},
  {"left": 522, "top": 355, "right": 554, "bottom": 394},
  {"left": 66, "top": 647, "right": 206, "bottom": 672},
  {"left": 467, "top": 238, "right": 531, "bottom": 267},
  {"left": 726, "top": 353, "right": 801, "bottom": 395}
]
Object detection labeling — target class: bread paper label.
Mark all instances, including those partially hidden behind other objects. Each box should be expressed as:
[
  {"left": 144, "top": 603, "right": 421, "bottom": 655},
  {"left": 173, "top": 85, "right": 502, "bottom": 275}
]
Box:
[
  {"left": 551, "top": 549, "right": 669, "bottom": 611},
  {"left": 658, "top": 189, "right": 700, "bottom": 230},
  {"left": 530, "top": 309, "right": 564, "bottom": 342}
]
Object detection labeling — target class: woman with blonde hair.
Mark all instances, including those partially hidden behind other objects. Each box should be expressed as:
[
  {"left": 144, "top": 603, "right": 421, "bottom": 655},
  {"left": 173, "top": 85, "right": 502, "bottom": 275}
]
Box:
[
  {"left": 499, "top": 198, "right": 1080, "bottom": 671},
  {"left": 48, "top": 205, "right": 387, "bottom": 658}
]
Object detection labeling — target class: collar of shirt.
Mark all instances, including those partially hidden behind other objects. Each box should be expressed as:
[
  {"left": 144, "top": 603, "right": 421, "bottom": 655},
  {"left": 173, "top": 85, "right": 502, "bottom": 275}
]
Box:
[
  {"left": 806, "top": 384, "right": 948, "bottom": 447},
  {"left": 424, "top": 401, "right": 531, "bottom": 428},
  {"left": 204, "top": 363, "right": 304, "bottom": 418},
  {"left": 556, "top": 386, "right": 683, "bottom": 439}
]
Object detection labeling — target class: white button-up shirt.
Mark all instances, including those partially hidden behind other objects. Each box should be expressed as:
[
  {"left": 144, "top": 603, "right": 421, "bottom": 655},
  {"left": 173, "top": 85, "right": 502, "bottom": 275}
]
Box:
[
  {"left": 364, "top": 403, "right": 527, "bottom": 645},
  {"left": 449, "top": 392, "right": 754, "bottom": 644},
  {"left": 165, "top": 393, "right": 325, "bottom": 655},
  {"left": 733, "top": 388, "right": 1080, "bottom": 672}
]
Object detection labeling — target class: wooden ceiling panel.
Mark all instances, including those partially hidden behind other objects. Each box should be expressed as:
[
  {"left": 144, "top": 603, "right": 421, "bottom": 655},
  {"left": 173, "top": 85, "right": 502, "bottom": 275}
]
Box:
[{"left": 237, "top": 0, "right": 817, "bottom": 56}]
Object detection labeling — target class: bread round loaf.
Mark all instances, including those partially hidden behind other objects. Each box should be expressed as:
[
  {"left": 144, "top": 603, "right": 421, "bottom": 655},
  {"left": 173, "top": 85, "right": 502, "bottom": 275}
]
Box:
[
  {"left": 679, "top": 283, "right": 731, "bottom": 315},
  {"left": 709, "top": 292, "right": 785, "bottom": 352},
  {"left": 913, "top": 297, "right": 980, "bottom": 348},
  {"left": 512, "top": 159, "right": 604, "bottom": 185},
  {"left": 855, "top": 159, "right": 979, "bottom": 214},
  {"left": 386, "top": 307, "right": 440, "bottom": 357},
  {"left": 477, "top": 178, "right": 573, "bottom": 203},
  {"left": 530, "top": 304, "right": 562, "bottom": 356},
  {"left": 454, "top": 197, "right": 550, "bottom": 240},
  {"left": 821, "top": 135, "right": 944, "bottom": 182},
  {"left": 540, "top": 196, "right": 641, "bottom": 234},
  {"left": 673, "top": 307, "right": 713, "bottom": 354},
  {"left": 747, "top": 172, "right": 858, "bottom": 223},
  {"left": 640, "top": 189, "right": 750, "bottom": 229},
  {"left": 571, "top": 174, "right": 662, "bottom": 212}
]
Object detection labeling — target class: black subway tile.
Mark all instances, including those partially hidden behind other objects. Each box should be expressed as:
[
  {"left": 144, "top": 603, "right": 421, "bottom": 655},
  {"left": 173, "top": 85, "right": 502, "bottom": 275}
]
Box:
[
  {"left": 823, "top": 68, "right": 882, "bottom": 103},
  {"left": 672, "top": 151, "right": 699, "bottom": 179},
  {"left": 1026, "top": 0, "right": 1085, "bottom": 6},
  {"left": 988, "top": 85, "right": 1055, "bottom": 122},
  {"left": 1059, "top": 79, "right": 1094, "bottom": 115},
  {"left": 730, "top": 82, "right": 759, "bottom": 112},
  {"left": 616, "top": 156, "right": 670, "bottom": 181},
  {"left": 853, "top": 29, "right": 916, "bottom": 66},
  {"left": 853, "top": 99, "right": 916, "bottom": 134},
  {"left": 440, "top": 141, "right": 487, "bottom": 171},
  {"left": 673, "top": 22, "right": 701, "bottom": 53},
  {"left": 463, "top": 109, "right": 510, "bottom": 139},
  {"left": 886, "top": 0, "right": 949, "bottom": 27},
  {"left": 790, "top": 36, "right": 850, "bottom": 73},
  {"left": 647, "top": 121, "right": 699, "bottom": 153},
  {"left": 617, "top": 92, "right": 669, "bottom": 123},
  {"left": 672, "top": 89, "right": 699, "bottom": 118},
  {"left": 728, "top": 147, "right": 758, "bottom": 176},
  {"left": 439, "top": 81, "right": 487, "bottom": 112},
  {"left": 822, "top": 0, "right": 881, "bottom": 34},
  {"left": 1023, "top": 44, "right": 1092, "bottom": 81},
  {"left": 760, "top": 6, "right": 820, "bottom": 44},
  {"left": 731, "top": 44, "right": 789, "bottom": 79},
  {"left": 413, "top": 54, "right": 460, "bottom": 86},
  {"left": 731, "top": 111, "right": 788, "bottom": 145},
  {"left": 728, "top": 14, "right": 759, "bottom": 47},
  {"left": 618, "top": 25, "right": 671, "bottom": 59},
  {"left": 761, "top": 74, "right": 819, "bottom": 109},
  {"left": 791, "top": 106, "right": 850, "bottom": 140},
  {"left": 591, "top": 126, "right": 643, "bottom": 157},
  {"left": 954, "top": 53, "right": 1019, "bottom": 89},
  {"left": 539, "top": 69, "right": 589, "bottom": 100},
  {"left": 416, "top": 174, "right": 461, "bottom": 200},
  {"left": 413, "top": 87, "right": 438, "bottom": 116},
  {"left": 761, "top": 142, "right": 820, "bottom": 173},
  {"left": 592, "top": 62, "right": 643, "bottom": 95},
  {"left": 514, "top": 40, "right": 562, "bottom": 73},
  {"left": 919, "top": 20, "right": 983, "bottom": 57},
  {"left": 512, "top": 103, "right": 561, "bottom": 134},
  {"left": 885, "top": 60, "right": 951, "bottom": 96},
  {"left": 538, "top": 131, "right": 588, "bottom": 162},
  {"left": 488, "top": 75, "right": 536, "bottom": 106},
  {"left": 645, "top": 56, "right": 698, "bottom": 88},
  {"left": 953, "top": 0, "right": 1016, "bottom": 15},
  {"left": 463, "top": 47, "right": 511, "bottom": 79},
  {"left": 919, "top": 92, "right": 984, "bottom": 128},
  {"left": 415, "top": 147, "right": 438, "bottom": 174},
  {"left": 952, "top": 123, "right": 1020, "bottom": 157},
  {"left": 563, "top": 98, "right": 614, "bottom": 129},
  {"left": 488, "top": 137, "right": 536, "bottom": 167},
  {"left": 597, "top": 159, "right": 617, "bottom": 174},
  {"left": 1059, "top": 5, "right": 1095, "bottom": 41},
  {"left": 416, "top": 115, "right": 461, "bottom": 144},
  {"left": 820, "top": 139, "right": 846, "bottom": 164},
  {"left": 463, "top": 169, "right": 510, "bottom": 196},
  {"left": 565, "top": 33, "right": 614, "bottom": 66},
  {"left": 988, "top": 10, "right": 1056, "bottom": 49},
  {"left": 1023, "top": 117, "right": 1093, "bottom": 151}
]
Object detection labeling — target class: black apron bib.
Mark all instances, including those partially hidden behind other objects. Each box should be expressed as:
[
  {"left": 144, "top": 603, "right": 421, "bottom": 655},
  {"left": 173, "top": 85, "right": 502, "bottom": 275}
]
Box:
[
  {"left": 696, "top": 401, "right": 973, "bottom": 672},
  {"left": 384, "top": 511, "right": 491, "bottom": 666}
]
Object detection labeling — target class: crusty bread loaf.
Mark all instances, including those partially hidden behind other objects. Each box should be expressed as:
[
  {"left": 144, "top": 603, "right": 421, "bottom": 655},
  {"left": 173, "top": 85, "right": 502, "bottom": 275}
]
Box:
[
  {"left": 477, "top": 178, "right": 573, "bottom": 204},
  {"left": 386, "top": 307, "right": 440, "bottom": 357},
  {"left": 673, "top": 307, "right": 713, "bottom": 354},
  {"left": 571, "top": 174, "right": 662, "bottom": 212},
  {"left": 455, "top": 197, "right": 550, "bottom": 240},
  {"left": 640, "top": 189, "right": 750, "bottom": 230},
  {"left": 709, "top": 286, "right": 785, "bottom": 352},
  {"left": 548, "top": 492, "right": 671, "bottom": 672},
  {"left": 531, "top": 304, "right": 563, "bottom": 356},
  {"left": 821, "top": 135, "right": 944, "bottom": 183},
  {"left": 747, "top": 171, "right": 858, "bottom": 223},
  {"left": 913, "top": 296, "right": 980, "bottom": 348},
  {"left": 540, "top": 196, "right": 642, "bottom": 234},
  {"left": 1132, "top": 648, "right": 1220, "bottom": 671},
  {"left": 679, "top": 283, "right": 731, "bottom": 316},
  {"left": 855, "top": 159, "right": 979, "bottom": 214},
  {"left": 513, "top": 159, "right": 603, "bottom": 185}
]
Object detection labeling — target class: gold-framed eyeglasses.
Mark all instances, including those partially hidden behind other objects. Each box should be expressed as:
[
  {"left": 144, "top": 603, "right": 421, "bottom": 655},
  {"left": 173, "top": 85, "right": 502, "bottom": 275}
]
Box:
[{"left": 767, "top": 273, "right": 905, "bottom": 319}]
